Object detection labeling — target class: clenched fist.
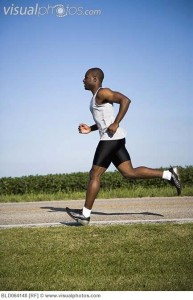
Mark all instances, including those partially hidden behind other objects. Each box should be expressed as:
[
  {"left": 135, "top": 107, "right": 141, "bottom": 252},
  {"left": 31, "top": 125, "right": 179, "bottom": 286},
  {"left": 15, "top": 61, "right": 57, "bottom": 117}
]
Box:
[{"left": 78, "top": 123, "right": 91, "bottom": 134}]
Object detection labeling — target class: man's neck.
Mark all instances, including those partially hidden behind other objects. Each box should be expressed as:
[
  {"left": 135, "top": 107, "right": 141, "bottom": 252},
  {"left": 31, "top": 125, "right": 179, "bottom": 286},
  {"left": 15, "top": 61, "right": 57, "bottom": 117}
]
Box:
[{"left": 91, "top": 85, "right": 102, "bottom": 95}]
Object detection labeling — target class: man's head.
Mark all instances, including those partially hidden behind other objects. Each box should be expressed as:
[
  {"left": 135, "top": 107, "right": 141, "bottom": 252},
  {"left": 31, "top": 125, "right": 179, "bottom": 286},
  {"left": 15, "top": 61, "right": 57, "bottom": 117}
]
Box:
[{"left": 83, "top": 68, "right": 104, "bottom": 91}]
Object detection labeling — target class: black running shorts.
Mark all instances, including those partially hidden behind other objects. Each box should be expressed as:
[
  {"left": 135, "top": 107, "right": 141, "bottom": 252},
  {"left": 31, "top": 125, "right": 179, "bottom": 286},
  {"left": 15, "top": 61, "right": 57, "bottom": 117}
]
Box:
[{"left": 93, "top": 138, "right": 131, "bottom": 169}]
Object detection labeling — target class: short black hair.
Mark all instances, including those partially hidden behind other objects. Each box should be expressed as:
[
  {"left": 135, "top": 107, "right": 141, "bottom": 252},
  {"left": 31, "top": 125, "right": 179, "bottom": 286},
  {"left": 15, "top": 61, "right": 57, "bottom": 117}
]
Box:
[{"left": 87, "top": 68, "right": 104, "bottom": 83}]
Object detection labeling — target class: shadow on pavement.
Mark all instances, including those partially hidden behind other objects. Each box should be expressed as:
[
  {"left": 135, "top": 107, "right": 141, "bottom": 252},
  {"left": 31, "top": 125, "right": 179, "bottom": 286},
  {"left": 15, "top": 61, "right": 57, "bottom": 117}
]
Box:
[{"left": 41, "top": 206, "right": 164, "bottom": 217}]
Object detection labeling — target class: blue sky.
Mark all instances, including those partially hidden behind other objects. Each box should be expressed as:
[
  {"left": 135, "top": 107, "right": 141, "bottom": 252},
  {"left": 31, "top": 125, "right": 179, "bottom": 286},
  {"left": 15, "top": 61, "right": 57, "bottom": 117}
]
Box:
[{"left": 0, "top": 0, "right": 192, "bottom": 177}]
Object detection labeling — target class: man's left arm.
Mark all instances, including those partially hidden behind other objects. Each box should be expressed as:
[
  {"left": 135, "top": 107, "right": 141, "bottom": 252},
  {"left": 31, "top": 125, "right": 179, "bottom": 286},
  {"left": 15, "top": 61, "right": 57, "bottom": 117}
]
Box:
[{"left": 99, "top": 89, "right": 131, "bottom": 134}]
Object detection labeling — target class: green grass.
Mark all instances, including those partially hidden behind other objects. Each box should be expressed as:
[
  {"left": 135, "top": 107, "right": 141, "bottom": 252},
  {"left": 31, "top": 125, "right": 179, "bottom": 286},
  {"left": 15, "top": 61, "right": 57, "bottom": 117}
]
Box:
[
  {"left": 0, "top": 223, "right": 193, "bottom": 291},
  {"left": 0, "top": 186, "right": 193, "bottom": 203}
]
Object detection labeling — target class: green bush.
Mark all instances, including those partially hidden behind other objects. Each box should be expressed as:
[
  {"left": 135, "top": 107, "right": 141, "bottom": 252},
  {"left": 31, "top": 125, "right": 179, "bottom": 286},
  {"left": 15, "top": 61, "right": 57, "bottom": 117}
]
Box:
[{"left": 0, "top": 166, "right": 192, "bottom": 196}]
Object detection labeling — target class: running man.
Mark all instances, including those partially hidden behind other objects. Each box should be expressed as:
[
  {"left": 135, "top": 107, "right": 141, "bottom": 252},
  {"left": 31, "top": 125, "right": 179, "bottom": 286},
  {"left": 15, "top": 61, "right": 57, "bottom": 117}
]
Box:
[{"left": 66, "top": 68, "right": 181, "bottom": 225}]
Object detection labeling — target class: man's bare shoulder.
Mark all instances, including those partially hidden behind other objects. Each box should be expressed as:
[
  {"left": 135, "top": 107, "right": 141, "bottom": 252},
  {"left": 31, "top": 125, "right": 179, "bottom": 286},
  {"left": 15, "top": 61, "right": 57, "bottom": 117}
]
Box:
[
  {"left": 97, "top": 88, "right": 113, "bottom": 99},
  {"left": 96, "top": 88, "right": 113, "bottom": 104}
]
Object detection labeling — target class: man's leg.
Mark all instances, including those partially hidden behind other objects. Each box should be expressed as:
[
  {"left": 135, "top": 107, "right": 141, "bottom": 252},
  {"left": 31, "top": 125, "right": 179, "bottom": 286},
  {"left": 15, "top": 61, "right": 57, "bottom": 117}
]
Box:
[
  {"left": 84, "top": 165, "right": 107, "bottom": 209},
  {"left": 117, "top": 160, "right": 163, "bottom": 179},
  {"left": 117, "top": 160, "right": 181, "bottom": 195},
  {"left": 66, "top": 140, "right": 112, "bottom": 225},
  {"left": 66, "top": 165, "right": 107, "bottom": 225}
]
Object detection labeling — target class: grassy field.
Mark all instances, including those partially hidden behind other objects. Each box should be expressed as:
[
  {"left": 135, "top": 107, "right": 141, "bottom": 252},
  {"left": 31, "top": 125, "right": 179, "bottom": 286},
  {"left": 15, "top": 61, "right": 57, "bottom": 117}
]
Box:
[
  {"left": 0, "top": 186, "right": 193, "bottom": 203},
  {"left": 0, "top": 223, "right": 193, "bottom": 291},
  {"left": 1, "top": 166, "right": 193, "bottom": 203}
]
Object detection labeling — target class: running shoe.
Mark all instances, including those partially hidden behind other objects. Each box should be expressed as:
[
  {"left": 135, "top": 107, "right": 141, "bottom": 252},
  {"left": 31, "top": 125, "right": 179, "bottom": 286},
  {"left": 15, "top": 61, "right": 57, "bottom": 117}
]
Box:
[
  {"left": 169, "top": 167, "right": 181, "bottom": 196},
  {"left": 66, "top": 207, "right": 90, "bottom": 226}
]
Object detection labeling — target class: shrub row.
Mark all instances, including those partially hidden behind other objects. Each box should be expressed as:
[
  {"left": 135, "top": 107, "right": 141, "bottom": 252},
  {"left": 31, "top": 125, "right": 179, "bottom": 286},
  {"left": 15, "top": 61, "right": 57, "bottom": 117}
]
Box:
[{"left": 0, "top": 166, "right": 192, "bottom": 195}]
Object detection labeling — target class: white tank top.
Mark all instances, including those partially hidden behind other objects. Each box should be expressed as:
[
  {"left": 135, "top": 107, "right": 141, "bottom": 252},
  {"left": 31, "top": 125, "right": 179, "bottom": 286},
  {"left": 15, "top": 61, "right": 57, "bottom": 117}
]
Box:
[{"left": 90, "top": 88, "right": 127, "bottom": 140}]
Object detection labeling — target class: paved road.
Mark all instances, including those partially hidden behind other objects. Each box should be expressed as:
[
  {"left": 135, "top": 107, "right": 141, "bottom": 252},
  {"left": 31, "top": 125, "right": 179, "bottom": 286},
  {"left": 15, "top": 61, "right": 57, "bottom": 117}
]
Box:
[{"left": 0, "top": 197, "right": 193, "bottom": 228}]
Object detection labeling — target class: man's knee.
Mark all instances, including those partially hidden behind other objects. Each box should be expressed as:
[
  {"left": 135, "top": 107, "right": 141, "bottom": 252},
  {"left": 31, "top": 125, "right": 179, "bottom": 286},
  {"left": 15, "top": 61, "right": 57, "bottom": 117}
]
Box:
[
  {"left": 89, "top": 168, "right": 96, "bottom": 179},
  {"left": 89, "top": 169, "right": 101, "bottom": 181},
  {"left": 89, "top": 165, "right": 106, "bottom": 180}
]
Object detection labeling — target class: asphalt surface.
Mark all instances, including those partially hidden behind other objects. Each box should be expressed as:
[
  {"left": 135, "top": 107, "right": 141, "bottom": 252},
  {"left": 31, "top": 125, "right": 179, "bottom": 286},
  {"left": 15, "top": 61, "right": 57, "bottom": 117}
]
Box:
[{"left": 0, "top": 197, "right": 193, "bottom": 228}]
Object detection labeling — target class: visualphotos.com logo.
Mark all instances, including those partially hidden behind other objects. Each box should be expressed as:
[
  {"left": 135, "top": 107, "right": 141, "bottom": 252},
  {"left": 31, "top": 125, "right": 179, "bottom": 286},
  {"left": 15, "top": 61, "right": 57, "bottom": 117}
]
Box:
[{"left": 2, "top": 3, "right": 102, "bottom": 17}]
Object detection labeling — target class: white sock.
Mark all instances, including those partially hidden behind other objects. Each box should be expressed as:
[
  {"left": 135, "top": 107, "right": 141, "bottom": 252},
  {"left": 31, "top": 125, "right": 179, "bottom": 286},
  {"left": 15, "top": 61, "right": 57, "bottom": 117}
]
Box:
[
  {"left": 162, "top": 170, "right": 172, "bottom": 181},
  {"left": 83, "top": 206, "right": 91, "bottom": 218}
]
